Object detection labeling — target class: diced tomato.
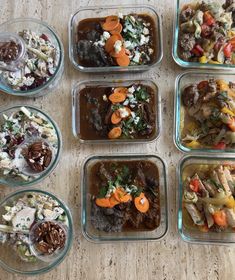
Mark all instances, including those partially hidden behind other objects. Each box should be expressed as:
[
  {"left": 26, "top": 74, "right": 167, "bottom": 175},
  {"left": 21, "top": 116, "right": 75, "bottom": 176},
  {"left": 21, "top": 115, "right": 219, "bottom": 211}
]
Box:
[
  {"left": 214, "top": 142, "right": 226, "bottom": 150},
  {"left": 203, "top": 11, "right": 215, "bottom": 26},
  {"left": 228, "top": 117, "right": 235, "bottom": 132},
  {"left": 189, "top": 178, "right": 200, "bottom": 193},
  {"left": 40, "top": 33, "right": 49, "bottom": 41},
  {"left": 224, "top": 43, "right": 232, "bottom": 58},
  {"left": 201, "top": 24, "right": 212, "bottom": 38},
  {"left": 191, "top": 44, "right": 204, "bottom": 57}
]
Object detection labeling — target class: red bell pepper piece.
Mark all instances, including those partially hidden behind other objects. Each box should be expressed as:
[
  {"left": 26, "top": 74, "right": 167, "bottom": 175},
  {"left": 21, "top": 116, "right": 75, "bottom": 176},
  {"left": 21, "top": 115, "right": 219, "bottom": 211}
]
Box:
[
  {"left": 203, "top": 11, "right": 215, "bottom": 26},
  {"left": 214, "top": 142, "right": 226, "bottom": 150},
  {"left": 189, "top": 178, "right": 200, "bottom": 193},
  {"left": 224, "top": 43, "right": 232, "bottom": 58},
  {"left": 191, "top": 44, "right": 204, "bottom": 56}
]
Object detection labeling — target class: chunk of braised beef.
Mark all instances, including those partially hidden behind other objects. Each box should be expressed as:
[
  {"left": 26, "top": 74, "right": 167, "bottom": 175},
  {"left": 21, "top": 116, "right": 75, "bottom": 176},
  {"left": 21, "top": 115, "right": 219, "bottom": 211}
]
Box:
[
  {"left": 90, "top": 108, "right": 103, "bottom": 131},
  {"left": 180, "top": 6, "right": 195, "bottom": 23},
  {"left": 182, "top": 84, "right": 199, "bottom": 107},
  {"left": 98, "top": 163, "right": 113, "bottom": 182}
]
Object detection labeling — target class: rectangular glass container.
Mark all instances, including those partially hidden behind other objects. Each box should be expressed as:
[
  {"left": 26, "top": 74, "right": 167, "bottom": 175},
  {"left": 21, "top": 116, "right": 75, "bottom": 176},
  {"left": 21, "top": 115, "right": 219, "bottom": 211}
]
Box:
[
  {"left": 174, "top": 70, "right": 235, "bottom": 153},
  {"left": 72, "top": 79, "right": 161, "bottom": 144},
  {"left": 69, "top": 5, "right": 163, "bottom": 72},
  {"left": 172, "top": 0, "right": 235, "bottom": 70},
  {"left": 178, "top": 155, "right": 235, "bottom": 244},
  {"left": 81, "top": 154, "right": 168, "bottom": 242}
]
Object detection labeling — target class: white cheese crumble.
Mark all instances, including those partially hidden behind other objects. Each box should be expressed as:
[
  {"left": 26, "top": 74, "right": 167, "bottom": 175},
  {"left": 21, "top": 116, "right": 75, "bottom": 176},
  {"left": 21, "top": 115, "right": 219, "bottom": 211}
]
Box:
[
  {"left": 114, "top": 40, "right": 122, "bottom": 53},
  {"left": 143, "top": 27, "right": 150, "bottom": 35},
  {"left": 103, "top": 95, "right": 108, "bottom": 101},
  {"left": 128, "top": 86, "right": 135, "bottom": 94},
  {"left": 102, "top": 31, "right": 110, "bottom": 40},
  {"left": 132, "top": 51, "right": 141, "bottom": 63},
  {"left": 119, "top": 107, "right": 130, "bottom": 118},
  {"left": 148, "top": 48, "right": 154, "bottom": 55},
  {"left": 118, "top": 12, "right": 123, "bottom": 19}
]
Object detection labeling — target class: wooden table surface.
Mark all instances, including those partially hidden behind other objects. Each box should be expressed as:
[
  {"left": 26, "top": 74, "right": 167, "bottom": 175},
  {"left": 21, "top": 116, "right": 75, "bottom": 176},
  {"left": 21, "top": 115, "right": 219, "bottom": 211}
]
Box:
[{"left": 0, "top": 0, "right": 234, "bottom": 279}]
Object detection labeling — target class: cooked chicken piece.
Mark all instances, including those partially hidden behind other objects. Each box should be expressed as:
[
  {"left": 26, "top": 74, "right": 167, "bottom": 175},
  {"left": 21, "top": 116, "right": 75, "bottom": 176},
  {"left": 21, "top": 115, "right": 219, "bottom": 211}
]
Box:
[
  {"left": 203, "top": 204, "right": 214, "bottom": 228},
  {"left": 216, "top": 166, "right": 232, "bottom": 196},
  {"left": 203, "top": 180, "right": 217, "bottom": 197},
  {"left": 225, "top": 208, "right": 235, "bottom": 227},
  {"left": 184, "top": 203, "right": 205, "bottom": 226},
  {"left": 224, "top": 168, "right": 235, "bottom": 195},
  {"left": 193, "top": 174, "right": 209, "bottom": 197}
]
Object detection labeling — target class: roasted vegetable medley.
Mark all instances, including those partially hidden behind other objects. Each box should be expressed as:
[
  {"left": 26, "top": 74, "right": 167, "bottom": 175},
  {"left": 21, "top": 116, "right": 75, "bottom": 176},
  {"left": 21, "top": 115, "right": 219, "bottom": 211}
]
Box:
[
  {"left": 181, "top": 78, "right": 235, "bottom": 149},
  {"left": 183, "top": 164, "right": 235, "bottom": 232},
  {"left": 179, "top": 0, "right": 235, "bottom": 65}
]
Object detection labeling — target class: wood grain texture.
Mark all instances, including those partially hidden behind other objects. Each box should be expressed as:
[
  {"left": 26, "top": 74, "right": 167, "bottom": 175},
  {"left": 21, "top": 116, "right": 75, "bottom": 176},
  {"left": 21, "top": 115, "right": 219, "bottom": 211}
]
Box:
[{"left": 0, "top": 0, "right": 234, "bottom": 279}]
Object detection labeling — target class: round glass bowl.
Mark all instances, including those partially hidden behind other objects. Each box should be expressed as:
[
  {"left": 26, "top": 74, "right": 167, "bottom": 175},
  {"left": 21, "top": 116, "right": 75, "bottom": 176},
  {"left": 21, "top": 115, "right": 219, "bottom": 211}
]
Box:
[
  {"left": 0, "top": 188, "right": 73, "bottom": 275},
  {"left": 0, "top": 18, "right": 64, "bottom": 97},
  {"left": 0, "top": 105, "right": 62, "bottom": 187}
]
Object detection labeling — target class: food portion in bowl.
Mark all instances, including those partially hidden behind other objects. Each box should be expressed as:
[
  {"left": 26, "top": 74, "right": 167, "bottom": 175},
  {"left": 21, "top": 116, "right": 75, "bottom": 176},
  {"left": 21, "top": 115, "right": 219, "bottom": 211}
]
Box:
[
  {"left": 79, "top": 83, "right": 156, "bottom": 140},
  {"left": 0, "top": 106, "right": 58, "bottom": 182},
  {"left": 180, "top": 78, "right": 235, "bottom": 150},
  {"left": 0, "top": 192, "right": 68, "bottom": 262},
  {"left": 77, "top": 13, "right": 156, "bottom": 67},
  {"left": 178, "top": 0, "right": 235, "bottom": 65},
  {"left": 88, "top": 160, "right": 160, "bottom": 232},
  {"left": 0, "top": 29, "right": 59, "bottom": 91},
  {"left": 182, "top": 163, "right": 235, "bottom": 233}
]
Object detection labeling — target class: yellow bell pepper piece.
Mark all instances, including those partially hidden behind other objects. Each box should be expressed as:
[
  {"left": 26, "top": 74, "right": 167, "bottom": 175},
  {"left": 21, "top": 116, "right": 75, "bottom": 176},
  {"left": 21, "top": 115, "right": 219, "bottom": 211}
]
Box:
[
  {"left": 216, "top": 79, "right": 230, "bottom": 91},
  {"left": 186, "top": 140, "right": 200, "bottom": 149},
  {"left": 225, "top": 196, "right": 235, "bottom": 208},
  {"left": 199, "top": 56, "right": 207, "bottom": 63},
  {"left": 227, "top": 31, "right": 235, "bottom": 38},
  {"left": 208, "top": 60, "right": 222, "bottom": 64},
  {"left": 221, "top": 107, "right": 235, "bottom": 116}
]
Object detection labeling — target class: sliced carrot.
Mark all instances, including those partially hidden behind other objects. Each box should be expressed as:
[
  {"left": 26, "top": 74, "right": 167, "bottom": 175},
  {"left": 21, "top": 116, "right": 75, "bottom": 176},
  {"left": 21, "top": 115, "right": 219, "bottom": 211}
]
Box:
[
  {"left": 108, "top": 127, "right": 122, "bottom": 139},
  {"left": 116, "top": 53, "right": 130, "bottom": 67},
  {"left": 114, "top": 187, "right": 132, "bottom": 203},
  {"left": 212, "top": 210, "right": 227, "bottom": 227},
  {"left": 134, "top": 193, "right": 149, "bottom": 213},
  {"left": 110, "top": 23, "right": 123, "bottom": 34},
  {"left": 110, "top": 47, "right": 126, "bottom": 58},
  {"left": 102, "top": 16, "right": 119, "bottom": 31},
  {"left": 95, "top": 197, "right": 111, "bottom": 208},
  {"left": 109, "top": 92, "right": 126, "bottom": 103},
  {"left": 109, "top": 194, "right": 120, "bottom": 207},
  {"left": 111, "top": 110, "right": 122, "bottom": 124},
  {"left": 104, "top": 34, "right": 122, "bottom": 53},
  {"left": 114, "top": 87, "right": 128, "bottom": 95}
]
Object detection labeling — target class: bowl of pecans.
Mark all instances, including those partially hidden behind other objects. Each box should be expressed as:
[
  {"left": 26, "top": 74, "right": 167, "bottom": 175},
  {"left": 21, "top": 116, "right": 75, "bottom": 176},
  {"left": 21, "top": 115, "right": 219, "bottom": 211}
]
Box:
[{"left": 0, "top": 105, "right": 62, "bottom": 187}]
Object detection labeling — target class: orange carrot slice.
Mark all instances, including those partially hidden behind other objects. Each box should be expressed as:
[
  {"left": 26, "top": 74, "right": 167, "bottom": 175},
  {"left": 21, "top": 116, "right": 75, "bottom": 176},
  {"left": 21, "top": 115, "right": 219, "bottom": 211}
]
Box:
[
  {"left": 109, "top": 194, "right": 120, "bottom": 207},
  {"left": 212, "top": 210, "right": 227, "bottom": 227},
  {"left": 110, "top": 23, "right": 123, "bottom": 34},
  {"left": 114, "top": 87, "right": 128, "bottom": 95},
  {"left": 105, "top": 35, "right": 122, "bottom": 53},
  {"left": 116, "top": 53, "right": 130, "bottom": 67},
  {"left": 109, "top": 92, "right": 126, "bottom": 103},
  {"left": 110, "top": 47, "right": 126, "bottom": 58},
  {"left": 134, "top": 193, "right": 149, "bottom": 213},
  {"left": 95, "top": 197, "right": 111, "bottom": 208},
  {"left": 102, "top": 16, "right": 119, "bottom": 31},
  {"left": 114, "top": 187, "right": 132, "bottom": 203},
  {"left": 111, "top": 110, "right": 122, "bottom": 124},
  {"left": 108, "top": 127, "right": 122, "bottom": 139}
]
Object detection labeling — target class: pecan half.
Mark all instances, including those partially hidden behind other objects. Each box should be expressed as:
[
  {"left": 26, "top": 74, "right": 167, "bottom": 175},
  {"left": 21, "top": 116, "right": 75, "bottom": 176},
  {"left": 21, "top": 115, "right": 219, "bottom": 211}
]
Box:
[
  {"left": 32, "top": 221, "right": 66, "bottom": 255},
  {"left": 22, "top": 141, "right": 52, "bottom": 172}
]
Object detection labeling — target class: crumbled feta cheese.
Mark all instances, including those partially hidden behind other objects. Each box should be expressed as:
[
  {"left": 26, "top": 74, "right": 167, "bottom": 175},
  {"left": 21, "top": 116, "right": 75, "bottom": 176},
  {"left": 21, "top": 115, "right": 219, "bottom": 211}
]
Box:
[
  {"left": 103, "top": 95, "right": 108, "bottom": 101},
  {"left": 140, "top": 34, "right": 150, "bottom": 46},
  {"left": 124, "top": 40, "right": 133, "bottom": 49},
  {"left": 132, "top": 51, "right": 141, "bottom": 63},
  {"left": 134, "top": 116, "right": 140, "bottom": 125},
  {"left": 128, "top": 86, "right": 135, "bottom": 94},
  {"left": 118, "top": 12, "right": 123, "bottom": 19},
  {"left": 127, "top": 93, "right": 134, "bottom": 98},
  {"left": 131, "top": 112, "right": 136, "bottom": 118},
  {"left": 114, "top": 40, "right": 122, "bottom": 53},
  {"left": 102, "top": 31, "right": 110, "bottom": 40},
  {"left": 148, "top": 48, "right": 154, "bottom": 55},
  {"left": 23, "top": 76, "right": 35, "bottom": 86},
  {"left": 119, "top": 107, "right": 130, "bottom": 118},
  {"left": 143, "top": 27, "right": 149, "bottom": 35},
  {"left": 123, "top": 99, "right": 129, "bottom": 106},
  {"left": 140, "top": 198, "right": 145, "bottom": 205}
]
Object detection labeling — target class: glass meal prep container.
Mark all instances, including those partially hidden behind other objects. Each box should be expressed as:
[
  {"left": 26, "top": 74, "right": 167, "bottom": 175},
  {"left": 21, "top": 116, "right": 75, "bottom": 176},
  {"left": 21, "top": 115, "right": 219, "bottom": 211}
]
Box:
[
  {"left": 178, "top": 155, "right": 235, "bottom": 244},
  {"left": 0, "top": 105, "right": 62, "bottom": 187},
  {"left": 173, "top": 0, "right": 235, "bottom": 70},
  {"left": 81, "top": 154, "right": 168, "bottom": 242},
  {"left": 69, "top": 5, "right": 163, "bottom": 72},
  {"left": 72, "top": 79, "right": 161, "bottom": 144},
  {"left": 174, "top": 70, "right": 235, "bottom": 153},
  {"left": 0, "top": 18, "right": 64, "bottom": 97},
  {"left": 0, "top": 188, "right": 73, "bottom": 275}
]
